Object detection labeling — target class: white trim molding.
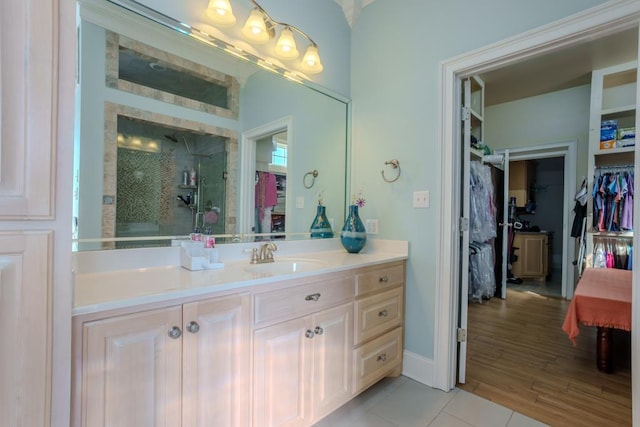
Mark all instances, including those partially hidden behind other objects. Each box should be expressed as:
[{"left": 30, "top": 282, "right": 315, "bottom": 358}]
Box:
[
  {"left": 239, "top": 116, "right": 294, "bottom": 234},
  {"left": 402, "top": 351, "right": 435, "bottom": 388}
]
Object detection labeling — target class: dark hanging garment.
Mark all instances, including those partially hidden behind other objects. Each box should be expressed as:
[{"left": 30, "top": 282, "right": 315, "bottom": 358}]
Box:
[{"left": 571, "top": 200, "right": 587, "bottom": 237}]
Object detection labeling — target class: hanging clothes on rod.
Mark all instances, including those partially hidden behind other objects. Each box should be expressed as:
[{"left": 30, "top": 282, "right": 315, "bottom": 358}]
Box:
[
  {"left": 592, "top": 165, "right": 634, "bottom": 232},
  {"left": 469, "top": 242, "right": 495, "bottom": 302},
  {"left": 468, "top": 161, "right": 497, "bottom": 303},
  {"left": 592, "top": 236, "right": 633, "bottom": 271},
  {"left": 469, "top": 161, "right": 497, "bottom": 243}
]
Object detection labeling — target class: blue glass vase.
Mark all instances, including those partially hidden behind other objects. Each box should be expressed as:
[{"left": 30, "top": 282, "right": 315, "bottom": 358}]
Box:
[
  {"left": 310, "top": 205, "right": 334, "bottom": 238},
  {"left": 340, "top": 205, "right": 367, "bottom": 253}
]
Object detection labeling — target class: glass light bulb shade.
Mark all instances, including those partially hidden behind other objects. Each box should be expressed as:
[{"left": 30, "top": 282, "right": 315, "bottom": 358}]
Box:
[
  {"left": 274, "top": 27, "right": 299, "bottom": 59},
  {"left": 300, "top": 45, "right": 323, "bottom": 74},
  {"left": 206, "top": 0, "right": 236, "bottom": 27},
  {"left": 241, "top": 9, "right": 270, "bottom": 44}
]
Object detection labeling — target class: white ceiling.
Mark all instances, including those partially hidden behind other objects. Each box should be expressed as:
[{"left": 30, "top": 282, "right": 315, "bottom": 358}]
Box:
[{"left": 480, "top": 27, "right": 638, "bottom": 106}]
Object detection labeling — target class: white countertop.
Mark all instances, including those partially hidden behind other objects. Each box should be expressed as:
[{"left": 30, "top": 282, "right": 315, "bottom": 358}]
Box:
[{"left": 73, "top": 239, "right": 408, "bottom": 316}]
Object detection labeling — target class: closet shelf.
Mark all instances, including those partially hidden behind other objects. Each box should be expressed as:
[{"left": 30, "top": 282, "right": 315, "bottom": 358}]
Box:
[
  {"left": 601, "top": 104, "right": 636, "bottom": 117},
  {"left": 470, "top": 147, "right": 484, "bottom": 160},
  {"left": 595, "top": 146, "right": 635, "bottom": 155},
  {"left": 590, "top": 231, "right": 634, "bottom": 238}
]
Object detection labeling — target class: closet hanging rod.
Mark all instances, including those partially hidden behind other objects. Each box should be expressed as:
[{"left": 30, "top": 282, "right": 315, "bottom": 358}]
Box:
[{"left": 594, "top": 164, "right": 634, "bottom": 171}]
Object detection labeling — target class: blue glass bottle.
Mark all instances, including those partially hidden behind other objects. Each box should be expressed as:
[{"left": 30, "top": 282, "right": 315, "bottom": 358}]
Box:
[
  {"left": 310, "top": 205, "right": 334, "bottom": 238},
  {"left": 340, "top": 205, "right": 367, "bottom": 253}
]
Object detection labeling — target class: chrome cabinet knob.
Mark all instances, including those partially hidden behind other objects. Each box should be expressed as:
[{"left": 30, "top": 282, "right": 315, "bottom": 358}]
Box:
[
  {"left": 305, "top": 293, "right": 321, "bottom": 301},
  {"left": 377, "top": 353, "right": 387, "bottom": 362},
  {"left": 378, "top": 309, "right": 389, "bottom": 317},
  {"left": 305, "top": 329, "right": 315, "bottom": 339},
  {"left": 168, "top": 326, "right": 182, "bottom": 339},
  {"left": 186, "top": 321, "right": 200, "bottom": 333},
  {"left": 314, "top": 326, "right": 324, "bottom": 335},
  {"left": 379, "top": 276, "right": 389, "bottom": 283}
]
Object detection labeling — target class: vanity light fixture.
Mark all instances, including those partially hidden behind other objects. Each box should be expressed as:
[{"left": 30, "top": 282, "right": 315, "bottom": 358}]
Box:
[
  {"left": 206, "top": 0, "right": 236, "bottom": 27},
  {"left": 274, "top": 27, "right": 299, "bottom": 59},
  {"left": 205, "top": 0, "right": 323, "bottom": 74},
  {"left": 241, "top": 8, "right": 272, "bottom": 44}
]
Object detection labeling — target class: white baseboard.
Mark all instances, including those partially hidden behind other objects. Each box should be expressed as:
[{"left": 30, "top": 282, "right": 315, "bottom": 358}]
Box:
[{"left": 402, "top": 350, "right": 437, "bottom": 388}]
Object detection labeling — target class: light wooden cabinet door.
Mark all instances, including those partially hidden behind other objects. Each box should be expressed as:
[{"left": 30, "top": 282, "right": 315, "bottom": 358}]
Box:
[
  {"left": 253, "top": 316, "right": 311, "bottom": 427},
  {"left": 310, "top": 303, "right": 352, "bottom": 423},
  {"left": 253, "top": 302, "right": 353, "bottom": 427},
  {"left": 82, "top": 306, "right": 183, "bottom": 427},
  {"left": 508, "top": 160, "right": 535, "bottom": 207},
  {"left": 182, "top": 294, "right": 250, "bottom": 427},
  {"left": 0, "top": 233, "right": 53, "bottom": 427},
  {"left": 512, "top": 233, "right": 548, "bottom": 279}
]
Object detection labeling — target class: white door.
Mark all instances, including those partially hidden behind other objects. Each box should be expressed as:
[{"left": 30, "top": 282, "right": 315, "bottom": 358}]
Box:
[
  {"left": 500, "top": 151, "right": 510, "bottom": 299},
  {"left": 457, "top": 77, "right": 472, "bottom": 383}
]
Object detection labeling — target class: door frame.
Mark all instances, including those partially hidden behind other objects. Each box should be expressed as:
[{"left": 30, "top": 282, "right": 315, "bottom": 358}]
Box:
[
  {"left": 433, "top": 3, "right": 640, "bottom": 418},
  {"left": 496, "top": 140, "right": 577, "bottom": 299},
  {"left": 239, "top": 116, "right": 293, "bottom": 235}
]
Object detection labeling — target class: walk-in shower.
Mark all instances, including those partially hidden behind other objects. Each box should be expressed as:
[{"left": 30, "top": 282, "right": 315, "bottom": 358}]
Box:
[{"left": 114, "top": 117, "right": 227, "bottom": 246}]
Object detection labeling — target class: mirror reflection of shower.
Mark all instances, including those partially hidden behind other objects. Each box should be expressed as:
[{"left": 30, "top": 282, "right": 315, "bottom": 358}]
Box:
[
  {"left": 165, "top": 132, "right": 225, "bottom": 233},
  {"left": 115, "top": 116, "right": 227, "bottom": 247}
]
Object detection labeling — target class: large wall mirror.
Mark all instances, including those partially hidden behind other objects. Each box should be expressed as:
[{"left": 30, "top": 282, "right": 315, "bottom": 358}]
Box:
[{"left": 74, "top": 0, "right": 349, "bottom": 251}]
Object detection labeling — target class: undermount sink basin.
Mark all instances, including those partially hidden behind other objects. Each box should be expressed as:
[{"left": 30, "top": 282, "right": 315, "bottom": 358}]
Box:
[{"left": 244, "top": 258, "right": 328, "bottom": 276}]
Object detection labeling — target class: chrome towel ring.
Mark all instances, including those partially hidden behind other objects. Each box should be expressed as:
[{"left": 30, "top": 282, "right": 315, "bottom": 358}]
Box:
[
  {"left": 303, "top": 169, "right": 319, "bottom": 189},
  {"left": 381, "top": 159, "right": 401, "bottom": 183}
]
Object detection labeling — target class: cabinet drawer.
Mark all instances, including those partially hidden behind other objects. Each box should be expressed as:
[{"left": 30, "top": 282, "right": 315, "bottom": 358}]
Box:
[
  {"left": 353, "top": 327, "right": 403, "bottom": 394},
  {"left": 355, "top": 263, "right": 404, "bottom": 296},
  {"left": 254, "top": 276, "right": 354, "bottom": 327},
  {"left": 354, "top": 286, "right": 403, "bottom": 346}
]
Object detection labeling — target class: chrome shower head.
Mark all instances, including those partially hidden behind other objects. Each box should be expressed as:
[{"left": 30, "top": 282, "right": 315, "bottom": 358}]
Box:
[{"left": 164, "top": 133, "right": 179, "bottom": 143}]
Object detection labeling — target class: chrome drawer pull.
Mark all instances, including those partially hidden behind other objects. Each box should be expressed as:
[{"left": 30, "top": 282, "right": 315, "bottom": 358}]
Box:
[
  {"left": 377, "top": 353, "right": 387, "bottom": 362},
  {"left": 314, "top": 326, "right": 324, "bottom": 335},
  {"left": 379, "top": 276, "right": 389, "bottom": 283},
  {"left": 305, "top": 329, "right": 315, "bottom": 339},
  {"left": 186, "top": 321, "right": 200, "bottom": 333},
  {"left": 378, "top": 309, "right": 388, "bottom": 317},
  {"left": 168, "top": 326, "right": 182, "bottom": 339},
  {"left": 305, "top": 293, "right": 321, "bottom": 301}
]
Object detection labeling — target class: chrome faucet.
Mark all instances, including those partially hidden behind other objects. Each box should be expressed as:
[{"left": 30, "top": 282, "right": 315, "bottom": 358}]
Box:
[{"left": 250, "top": 242, "right": 277, "bottom": 264}]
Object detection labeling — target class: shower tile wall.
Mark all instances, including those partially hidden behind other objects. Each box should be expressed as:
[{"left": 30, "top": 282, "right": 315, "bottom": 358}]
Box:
[{"left": 116, "top": 116, "right": 226, "bottom": 239}]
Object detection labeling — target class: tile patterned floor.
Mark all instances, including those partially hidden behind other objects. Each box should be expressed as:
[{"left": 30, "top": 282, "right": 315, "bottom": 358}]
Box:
[{"left": 314, "top": 376, "right": 548, "bottom": 427}]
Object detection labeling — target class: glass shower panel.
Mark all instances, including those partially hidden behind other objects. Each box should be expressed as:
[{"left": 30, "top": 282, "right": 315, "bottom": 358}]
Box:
[{"left": 198, "top": 152, "right": 227, "bottom": 234}]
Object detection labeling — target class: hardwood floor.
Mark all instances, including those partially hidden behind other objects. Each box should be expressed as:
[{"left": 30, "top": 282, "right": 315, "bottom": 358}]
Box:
[{"left": 458, "top": 289, "right": 632, "bottom": 426}]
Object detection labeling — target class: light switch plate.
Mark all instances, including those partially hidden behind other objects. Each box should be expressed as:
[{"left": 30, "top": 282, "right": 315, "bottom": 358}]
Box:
[
  {"left": 365, "top": 219, "right": 379, "bottom": 234},
  {"left": 296, "top": 196, "right": 304, "bottom": 209}
]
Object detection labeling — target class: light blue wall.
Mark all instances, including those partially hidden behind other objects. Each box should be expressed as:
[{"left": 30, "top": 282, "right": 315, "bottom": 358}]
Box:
[
  {"left": 485, "top": 85, "right": 591, "bottom": 181},
  {"left": 350, "top": 0, "right": 607, "bottom": 360},
  {"left": 241, "top": 71, "right": 348, "bottom": 233}
]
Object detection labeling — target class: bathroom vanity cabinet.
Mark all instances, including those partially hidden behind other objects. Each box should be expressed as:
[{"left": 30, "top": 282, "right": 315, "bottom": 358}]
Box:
[
  {"left": 72, "top": 257, "right": 406, "bottom": 427},
  {"left": 252, "top": 273, "right": 354, "bottom": 426}
]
